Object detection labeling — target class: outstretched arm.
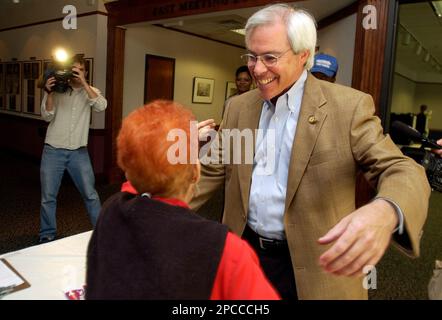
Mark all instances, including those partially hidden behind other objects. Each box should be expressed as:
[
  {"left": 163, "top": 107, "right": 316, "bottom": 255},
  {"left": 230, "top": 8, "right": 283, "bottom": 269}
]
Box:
[
  {"left": 318, "top": 199, "right": 397, "bottom": 276},
  {"left": 318, "top": 93, "right": 430, "bottom": 276},
  {"left": 433, "top": 139, "right": 442, "bottom": 157}
]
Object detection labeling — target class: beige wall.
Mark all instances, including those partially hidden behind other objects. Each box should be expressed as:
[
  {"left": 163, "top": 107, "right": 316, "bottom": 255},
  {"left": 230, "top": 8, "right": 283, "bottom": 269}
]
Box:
[
  {"left": 123, "top": 25, "right": 246, "bottom": 123},
  {"left": 317, "top": 14, "right": 357, "bottom": 87},
  {"left": 415, "top": 83, "right": 442, "bottom": 130},
  {"left": 391, "top": 74, "right": 416, "bottom": 114}
]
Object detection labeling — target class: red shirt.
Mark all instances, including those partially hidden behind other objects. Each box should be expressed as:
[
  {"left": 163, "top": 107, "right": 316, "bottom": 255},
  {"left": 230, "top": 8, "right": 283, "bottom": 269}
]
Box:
[{"left": 120, "top": 181, "right": 280, "bottom": 300}]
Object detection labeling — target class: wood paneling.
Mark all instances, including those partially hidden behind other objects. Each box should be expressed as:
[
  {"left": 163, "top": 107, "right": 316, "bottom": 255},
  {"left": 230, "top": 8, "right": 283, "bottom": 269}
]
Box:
[
  {"left": 0, "top": 114, "right": 105, "bottom": 177},
  {"left": 0, "top": 114, "right": 46, "bottom": 160},
  {"left": 352, "top": 0, "right": 391, "bottom": 113},
  {"left": 352, "top": 0, "right": 394, "bottom": 207},
  {"left": 104, "top": 26, "right": 126, "bottom": 184}
]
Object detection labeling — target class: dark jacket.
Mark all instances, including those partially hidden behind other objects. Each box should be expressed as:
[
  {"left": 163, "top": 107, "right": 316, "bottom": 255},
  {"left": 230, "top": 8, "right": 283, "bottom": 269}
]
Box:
[{"left": 86, "top": 192, "right": 228, "bottom": 299}]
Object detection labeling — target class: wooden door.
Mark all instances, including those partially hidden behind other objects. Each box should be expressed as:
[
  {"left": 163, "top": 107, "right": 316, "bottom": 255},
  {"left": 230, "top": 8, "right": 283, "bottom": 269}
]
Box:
[{"left": 144, "top": 54, "right": 175, "bottom": 103}]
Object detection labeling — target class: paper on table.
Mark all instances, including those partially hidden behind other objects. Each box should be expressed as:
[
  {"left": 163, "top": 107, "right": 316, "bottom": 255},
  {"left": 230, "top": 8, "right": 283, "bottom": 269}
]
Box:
[{"left": 0, "top": 259, "right": 24, "bottom": 288}]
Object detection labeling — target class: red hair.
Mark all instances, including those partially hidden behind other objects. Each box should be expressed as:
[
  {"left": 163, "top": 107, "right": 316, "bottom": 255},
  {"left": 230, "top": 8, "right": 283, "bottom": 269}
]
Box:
[{"left": 117, "top": 100, "right": 197, "bottom": 196}]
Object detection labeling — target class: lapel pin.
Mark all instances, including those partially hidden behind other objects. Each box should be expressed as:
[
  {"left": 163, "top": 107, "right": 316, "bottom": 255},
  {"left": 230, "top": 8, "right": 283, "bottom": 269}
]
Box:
[{"left": 308, "top": 116, "right": 317, "bottom": 124}]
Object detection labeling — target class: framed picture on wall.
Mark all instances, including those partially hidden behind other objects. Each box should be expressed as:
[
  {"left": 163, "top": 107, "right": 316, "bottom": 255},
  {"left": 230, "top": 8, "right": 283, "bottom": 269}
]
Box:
[
  {"left": 5, "top": 62, "right": 21, "bottom": 112},
  {"left": 84, "top": 58, "right": 93, "bottom": 85},
  {"left": 22, "top": 60, "right": 42, "bottom": 115},
  {"left": 41, "top": 60, "right": 53, "bottom": 104},
  {"left": 192, "top": 77, "right": 214, "bottom": 104},
  {"left": 225, "top": 81, "right": 237, "bottom": 100}
]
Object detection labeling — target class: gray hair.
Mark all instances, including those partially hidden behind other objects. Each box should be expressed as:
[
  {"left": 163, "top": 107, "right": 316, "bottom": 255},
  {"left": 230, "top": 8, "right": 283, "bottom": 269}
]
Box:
[{"left": 245, "top": 3, "right": 317, "bottom": 70}]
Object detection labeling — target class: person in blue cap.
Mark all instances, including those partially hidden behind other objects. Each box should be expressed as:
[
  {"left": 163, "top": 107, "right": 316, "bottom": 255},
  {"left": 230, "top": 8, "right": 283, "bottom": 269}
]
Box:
[{"left": 311, "top": 53, "right": 338, "bottom": 83}]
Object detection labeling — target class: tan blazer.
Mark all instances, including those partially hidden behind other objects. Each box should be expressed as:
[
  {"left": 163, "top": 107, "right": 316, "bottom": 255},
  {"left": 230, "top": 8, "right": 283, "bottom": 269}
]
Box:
[{"left": 191, "top": 74, "right": 430, "bottom": 299}]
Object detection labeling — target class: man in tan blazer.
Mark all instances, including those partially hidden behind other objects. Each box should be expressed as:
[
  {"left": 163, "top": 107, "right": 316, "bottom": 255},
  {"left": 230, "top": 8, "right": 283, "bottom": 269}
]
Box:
[{"left": 191, "top": 4, "right": 430, "bottom": 300}]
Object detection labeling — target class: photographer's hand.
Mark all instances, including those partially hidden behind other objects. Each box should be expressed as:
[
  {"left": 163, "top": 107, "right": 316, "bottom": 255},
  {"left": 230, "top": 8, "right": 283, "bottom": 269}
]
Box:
[
  {"left": 45, "top": 77, "right": 56, "bottom": 112},
  {"left": 198, "top": 119, "right": 216, "bottom": 141},
  {"left": 72, "top": 65, "right": 98, "bottom": 100},
  {"left": 72, "top": 66, "right": 87, "bottom": 87},
  {"left": 45, "top": 76, "right": 55, "bottom": 93},
  {"left": 433, "top": 139, "right": 442, "bottom": 157}
]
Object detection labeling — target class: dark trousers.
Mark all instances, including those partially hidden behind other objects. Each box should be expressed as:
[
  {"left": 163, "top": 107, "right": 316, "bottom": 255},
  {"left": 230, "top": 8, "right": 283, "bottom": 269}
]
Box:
[{"left": 242, "top": 225, "right": 298, "bottom": 300}]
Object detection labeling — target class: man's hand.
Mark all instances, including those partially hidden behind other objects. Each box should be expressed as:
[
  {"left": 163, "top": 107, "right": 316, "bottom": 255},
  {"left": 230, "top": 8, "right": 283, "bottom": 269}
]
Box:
[
  {"left": 198, "top": 119, "right": 216, "bottom": 141},
  {"left": 72, "top": 66, "right": 87, "bottom": 86},
  {"left": 432, "top": 139, "right": 442, "bottom": 157},
  {"left": 45, "top": 76, "right": 56, "bottom": 94},
  {"left": 318, "top": 199, "right": 398, "bottom": 277}
]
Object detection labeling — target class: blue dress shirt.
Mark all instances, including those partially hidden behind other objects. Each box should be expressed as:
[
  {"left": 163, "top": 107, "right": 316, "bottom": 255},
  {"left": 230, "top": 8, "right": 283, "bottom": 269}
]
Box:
[{"left": 248, "top": 71, "right": 308, "bottom": 240}]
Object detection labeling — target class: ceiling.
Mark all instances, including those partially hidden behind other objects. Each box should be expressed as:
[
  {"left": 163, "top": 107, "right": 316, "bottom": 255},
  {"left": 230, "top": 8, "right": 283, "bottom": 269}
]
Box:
[
  {"left": 396, "top": 1, "right": 442, "bottom": 82},
  {"left": 143, "top": 0, "right": 357, "bottom": 48}
]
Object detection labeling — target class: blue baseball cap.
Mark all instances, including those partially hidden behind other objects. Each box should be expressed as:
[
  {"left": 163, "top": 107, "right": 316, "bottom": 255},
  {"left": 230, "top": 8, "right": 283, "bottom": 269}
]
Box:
[{"left": 311, "top": 54, "right": 339, "bottom": 78}]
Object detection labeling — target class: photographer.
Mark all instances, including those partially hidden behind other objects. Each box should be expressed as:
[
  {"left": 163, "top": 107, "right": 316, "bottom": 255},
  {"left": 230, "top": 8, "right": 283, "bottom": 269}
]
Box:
[{"left": 39, "top": 54, "right": 107, "bottom": 244}]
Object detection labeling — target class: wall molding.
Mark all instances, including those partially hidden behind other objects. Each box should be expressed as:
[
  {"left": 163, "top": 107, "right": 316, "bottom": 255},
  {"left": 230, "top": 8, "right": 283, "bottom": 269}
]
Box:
[
  {"left": 395, "top": 72, "right": 442, "bottom": 85},
  {"left": 317, "top": 1, "right": 359, "bottom": 30},
  {"left": 0, "top": 11, "right": 108, "bottom": 33},
  {"left": 154, "top": 24, "right": 246, "bottom": 49}
]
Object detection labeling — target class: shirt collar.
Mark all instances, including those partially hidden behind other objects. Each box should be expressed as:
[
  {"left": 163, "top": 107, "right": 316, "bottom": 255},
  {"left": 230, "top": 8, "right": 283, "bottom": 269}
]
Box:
[
  {"left": 286, "top": 70, "right": 307, "bottom": 112},
  {"left": 264, "top": 69, "right": 308, "bottom": 112},
  {"left": 121, "top": 181, "right": 190, "bottom": 209}
]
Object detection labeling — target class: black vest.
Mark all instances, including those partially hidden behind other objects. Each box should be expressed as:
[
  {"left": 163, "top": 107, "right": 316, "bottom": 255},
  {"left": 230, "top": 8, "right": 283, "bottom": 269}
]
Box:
[{"left": 86, "top": 192, "right": 228, "bottom": 299}]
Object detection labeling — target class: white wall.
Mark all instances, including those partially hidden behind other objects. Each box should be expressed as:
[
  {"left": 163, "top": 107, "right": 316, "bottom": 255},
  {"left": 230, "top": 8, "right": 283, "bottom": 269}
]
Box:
[
  {"left": 123, "top": 25, "right": 246, "bottom": 123},
  {"left": 317, "top": 14, "right": 357, "bottom": 87},
  {"left": 0, "top": 14, "right": 107, "bottom": 128},
  {"left": 391, "top": 74, "right": 417, "bottom": 114}
]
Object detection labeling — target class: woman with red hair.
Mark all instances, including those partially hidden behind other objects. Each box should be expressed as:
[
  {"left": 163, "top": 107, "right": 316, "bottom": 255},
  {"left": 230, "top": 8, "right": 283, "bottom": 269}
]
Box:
[{"left": 86, "top": 100, "right": 279, "bottom": 300}]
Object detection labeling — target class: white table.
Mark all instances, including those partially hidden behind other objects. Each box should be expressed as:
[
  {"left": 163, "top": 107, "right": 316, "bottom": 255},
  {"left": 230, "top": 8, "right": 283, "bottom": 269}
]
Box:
[{"left": 0, "top": 231, "right": 92, "bottom": 300}]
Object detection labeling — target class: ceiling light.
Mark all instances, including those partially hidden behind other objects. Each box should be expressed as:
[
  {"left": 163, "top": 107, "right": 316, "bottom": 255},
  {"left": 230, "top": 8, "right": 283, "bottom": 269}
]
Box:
[
  {"left": 54, "top": 48, "right": 69, "bottom": 63},
  {"left": 12, "top": 0, "right": 20, "bottom": 3},
  {"left": 431, "top": 1, "right": 442, "bottom": 18},
  {"left": 424, "top": 52, "right": 431, "bottom": 62},
  {"left": 402, "top": 33, "right": 411, "bottom": 45},
  {"left": 231, "top": 29, "right": 245, "bottom": 36},
  {"left": 415, "top": 44, "right": 423, "bottom": 56}
]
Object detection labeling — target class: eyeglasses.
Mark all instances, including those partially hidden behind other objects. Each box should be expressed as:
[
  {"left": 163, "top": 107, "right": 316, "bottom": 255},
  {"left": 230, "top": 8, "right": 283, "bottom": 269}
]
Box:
[{"left": 241, "top": 48, "right": 292, "bottom": 67}]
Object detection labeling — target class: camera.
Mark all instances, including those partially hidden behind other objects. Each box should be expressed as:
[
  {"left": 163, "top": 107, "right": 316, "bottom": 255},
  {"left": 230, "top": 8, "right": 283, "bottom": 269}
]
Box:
[
  {"left": 49, "top": 68, "right": 77, "bottom": 93},
  {"left": 38, "top": 59, "right": 78, "bottom": 93},
  {"left": 400, "top": 146, "right": 442, "bottom": 192},
  {"left": 391, "top": 121, "right": 442, "bottom": 192}
]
